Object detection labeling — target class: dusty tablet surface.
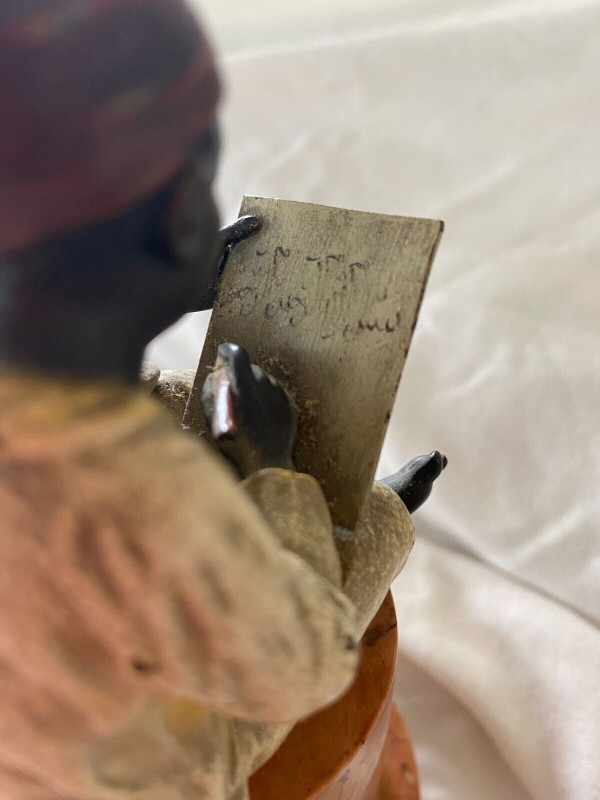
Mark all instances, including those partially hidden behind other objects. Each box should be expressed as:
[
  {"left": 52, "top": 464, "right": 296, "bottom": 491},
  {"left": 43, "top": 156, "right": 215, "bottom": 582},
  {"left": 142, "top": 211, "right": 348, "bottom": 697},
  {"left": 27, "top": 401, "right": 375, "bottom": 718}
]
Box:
[{"left": 184, "top": 197, "right": 443, "bottom": 529}]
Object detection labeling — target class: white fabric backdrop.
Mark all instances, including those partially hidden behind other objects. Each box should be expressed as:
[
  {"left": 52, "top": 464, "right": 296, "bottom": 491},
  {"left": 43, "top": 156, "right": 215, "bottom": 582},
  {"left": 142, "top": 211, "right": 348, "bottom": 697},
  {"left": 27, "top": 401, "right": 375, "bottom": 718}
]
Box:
[{"left": 148, "top": 2, "right": 600, "bottom": 797}]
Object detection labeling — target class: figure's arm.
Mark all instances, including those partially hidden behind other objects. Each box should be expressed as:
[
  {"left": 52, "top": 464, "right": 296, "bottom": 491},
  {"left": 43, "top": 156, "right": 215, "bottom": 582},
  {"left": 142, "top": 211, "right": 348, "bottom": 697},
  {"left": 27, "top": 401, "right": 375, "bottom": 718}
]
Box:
[
  {"left": 336, "top": 452, "right": 448, "bottom": 636},
  {"left": 112, "top": 369, "right": 359, "bottom": 724},
  {"left": 147, "top": 451, "right": 358, "bottom": 725},
  {"left": 139, "top": 347, "right": 445, "bottom": 724},
  {"left": 200, "top": 343, "right": 348, "bottom": 587}
]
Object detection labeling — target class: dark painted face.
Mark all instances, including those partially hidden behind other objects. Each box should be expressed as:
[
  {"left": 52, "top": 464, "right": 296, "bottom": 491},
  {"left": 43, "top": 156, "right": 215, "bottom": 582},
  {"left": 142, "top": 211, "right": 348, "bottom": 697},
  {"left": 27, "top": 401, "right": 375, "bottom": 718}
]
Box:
[
  {"left": 0, "top": 126, "right": 225, "bottom": 382},
  {"left": 164, "top": 126, "right": 223, "bottom": 314}
]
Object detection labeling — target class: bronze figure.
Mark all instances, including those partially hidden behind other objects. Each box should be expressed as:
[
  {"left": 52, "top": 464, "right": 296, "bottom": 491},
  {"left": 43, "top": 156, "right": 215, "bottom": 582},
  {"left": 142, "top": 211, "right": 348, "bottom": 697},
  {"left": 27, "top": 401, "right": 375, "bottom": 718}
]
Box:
[{"left": 0, "top": 3, "right": 445, "bottom": 798}]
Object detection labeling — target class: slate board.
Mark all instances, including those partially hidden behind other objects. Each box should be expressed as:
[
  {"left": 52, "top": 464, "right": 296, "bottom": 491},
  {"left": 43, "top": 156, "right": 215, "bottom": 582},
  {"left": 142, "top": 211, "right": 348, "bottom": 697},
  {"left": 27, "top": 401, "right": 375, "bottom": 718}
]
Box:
[{"left": 183, "top": 197, "right": 443, "bottom": 529}]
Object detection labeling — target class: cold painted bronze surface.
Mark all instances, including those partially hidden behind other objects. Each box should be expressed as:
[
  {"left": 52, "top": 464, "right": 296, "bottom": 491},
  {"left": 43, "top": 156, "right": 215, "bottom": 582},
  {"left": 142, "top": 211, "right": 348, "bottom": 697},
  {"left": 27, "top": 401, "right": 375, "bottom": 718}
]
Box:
[
  {"left": 382, "top": 451, "right": 448, "bottom": 513},
  {"left": 0, "top": 2, "right": 447, "bottom": 797}
]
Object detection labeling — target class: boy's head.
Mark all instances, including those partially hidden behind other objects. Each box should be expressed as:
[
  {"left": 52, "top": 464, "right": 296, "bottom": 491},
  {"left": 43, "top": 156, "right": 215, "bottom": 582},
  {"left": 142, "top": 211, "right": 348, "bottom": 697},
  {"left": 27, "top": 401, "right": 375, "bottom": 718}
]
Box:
[{"left": 0, "top": 0, "right": 225, "bottom": 347}]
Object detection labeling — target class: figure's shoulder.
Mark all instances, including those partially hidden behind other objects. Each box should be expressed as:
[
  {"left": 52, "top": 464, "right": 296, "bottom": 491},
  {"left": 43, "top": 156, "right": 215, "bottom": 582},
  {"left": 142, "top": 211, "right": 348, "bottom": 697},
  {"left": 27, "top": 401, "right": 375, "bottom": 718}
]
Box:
[
  {"left": 0, "top": 369, "right": 169, "bottom": 461},
  {"left": 0, "top": 367, "right": 257, "bottom": 538}
]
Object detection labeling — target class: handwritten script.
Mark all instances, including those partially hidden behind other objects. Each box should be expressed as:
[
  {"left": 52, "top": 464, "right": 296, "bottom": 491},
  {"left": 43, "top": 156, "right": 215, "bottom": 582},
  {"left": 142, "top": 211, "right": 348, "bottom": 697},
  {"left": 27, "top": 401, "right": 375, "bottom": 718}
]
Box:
[{"left": 218, "top": 245, "right": 403, "bottom": 339}]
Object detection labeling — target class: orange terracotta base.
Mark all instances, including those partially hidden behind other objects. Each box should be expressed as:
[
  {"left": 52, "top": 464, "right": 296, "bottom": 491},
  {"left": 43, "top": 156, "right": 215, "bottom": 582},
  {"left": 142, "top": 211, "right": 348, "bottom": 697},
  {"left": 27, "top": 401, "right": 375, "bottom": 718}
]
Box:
[
  {"left": 363, "top": 706, "right": 420, "bottom": 800},
  {"left": 249, "top": 594, "right": 420, "bottom": 800}
]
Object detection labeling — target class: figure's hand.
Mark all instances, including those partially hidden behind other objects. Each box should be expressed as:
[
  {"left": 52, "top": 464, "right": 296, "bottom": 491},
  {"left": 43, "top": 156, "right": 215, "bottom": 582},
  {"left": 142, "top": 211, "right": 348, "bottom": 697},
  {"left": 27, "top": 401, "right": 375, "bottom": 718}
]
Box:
[
  {"left": 188, "top": 215, "right": 261, "bottom": 312},
  {"left": 220, "top": 215, "right": 261, "bottom": 249},
  {"left": 380, "top": 451, "right": 448, "bottom": 513},
  {"left": 213, "top": 215, "right": 261, "bottom": 289},
  {"left": 202, "top": 343, "right": 298, "bottom": 478}
]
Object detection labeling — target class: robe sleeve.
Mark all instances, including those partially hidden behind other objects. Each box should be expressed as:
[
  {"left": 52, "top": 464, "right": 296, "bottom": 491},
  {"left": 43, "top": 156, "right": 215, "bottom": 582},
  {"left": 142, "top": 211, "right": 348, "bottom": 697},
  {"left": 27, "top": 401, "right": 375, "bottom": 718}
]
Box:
[{"left": 94, "top": 400, "right": 360, "bottom": 725}]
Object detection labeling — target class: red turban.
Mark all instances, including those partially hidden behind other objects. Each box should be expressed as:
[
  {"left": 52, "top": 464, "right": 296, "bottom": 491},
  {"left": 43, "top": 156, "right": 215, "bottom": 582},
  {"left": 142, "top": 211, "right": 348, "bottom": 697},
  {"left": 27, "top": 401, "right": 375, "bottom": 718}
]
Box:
[{"left": 0, "top": 0, "right": 220, "bottom": 253}]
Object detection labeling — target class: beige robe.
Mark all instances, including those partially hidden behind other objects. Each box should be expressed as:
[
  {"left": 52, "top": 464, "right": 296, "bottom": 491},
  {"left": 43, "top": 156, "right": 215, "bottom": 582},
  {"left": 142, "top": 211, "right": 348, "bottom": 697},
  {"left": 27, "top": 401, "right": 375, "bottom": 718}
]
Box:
[{"left": 0, "top": 370, "right": 413, "bottom": 800}]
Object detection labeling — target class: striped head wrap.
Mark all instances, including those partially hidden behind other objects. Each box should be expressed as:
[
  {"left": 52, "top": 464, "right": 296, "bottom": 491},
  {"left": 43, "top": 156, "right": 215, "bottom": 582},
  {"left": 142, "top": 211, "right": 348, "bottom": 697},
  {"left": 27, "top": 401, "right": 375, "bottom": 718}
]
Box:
[{"left": 0, "top": 0, "right": 220, "bottom": 253}]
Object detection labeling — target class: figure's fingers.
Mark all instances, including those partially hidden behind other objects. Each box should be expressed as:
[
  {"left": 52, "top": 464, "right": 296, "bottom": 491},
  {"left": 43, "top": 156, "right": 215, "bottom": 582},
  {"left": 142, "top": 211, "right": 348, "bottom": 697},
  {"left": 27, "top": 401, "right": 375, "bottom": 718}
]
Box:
[
  {"left": 215, "top": 342, "right": 257, "bottom": 400},
  {"left": 381, "top": 451, "right": 448, "bottom": 513},
  {"left": 250, "top": 363, "right": 297, "bottom": 422},
  {"left": 202, "top": 365, "right": 238, "bottom": 440},
  {"left": 214, "top": 343, "right": 296, "bottom": 434},
  {"left": 201, "top": 372, "right": 215, "bottom": 429},
  {"left": 251, "top": 364, "right": 285, "bottom": 400},
  {"left": 220, "top": 215, "right": 261, "bottom": 248},
  {"left": 408, "top": 451, "right": 447, "bottom": 485}
]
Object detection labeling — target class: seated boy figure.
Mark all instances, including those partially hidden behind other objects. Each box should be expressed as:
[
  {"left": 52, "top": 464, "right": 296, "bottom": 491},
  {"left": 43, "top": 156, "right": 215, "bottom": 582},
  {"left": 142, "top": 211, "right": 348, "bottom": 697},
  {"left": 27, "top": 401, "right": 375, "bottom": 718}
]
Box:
[{"left": 0, "top": 2, "right": 445, "bottom": 798}]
